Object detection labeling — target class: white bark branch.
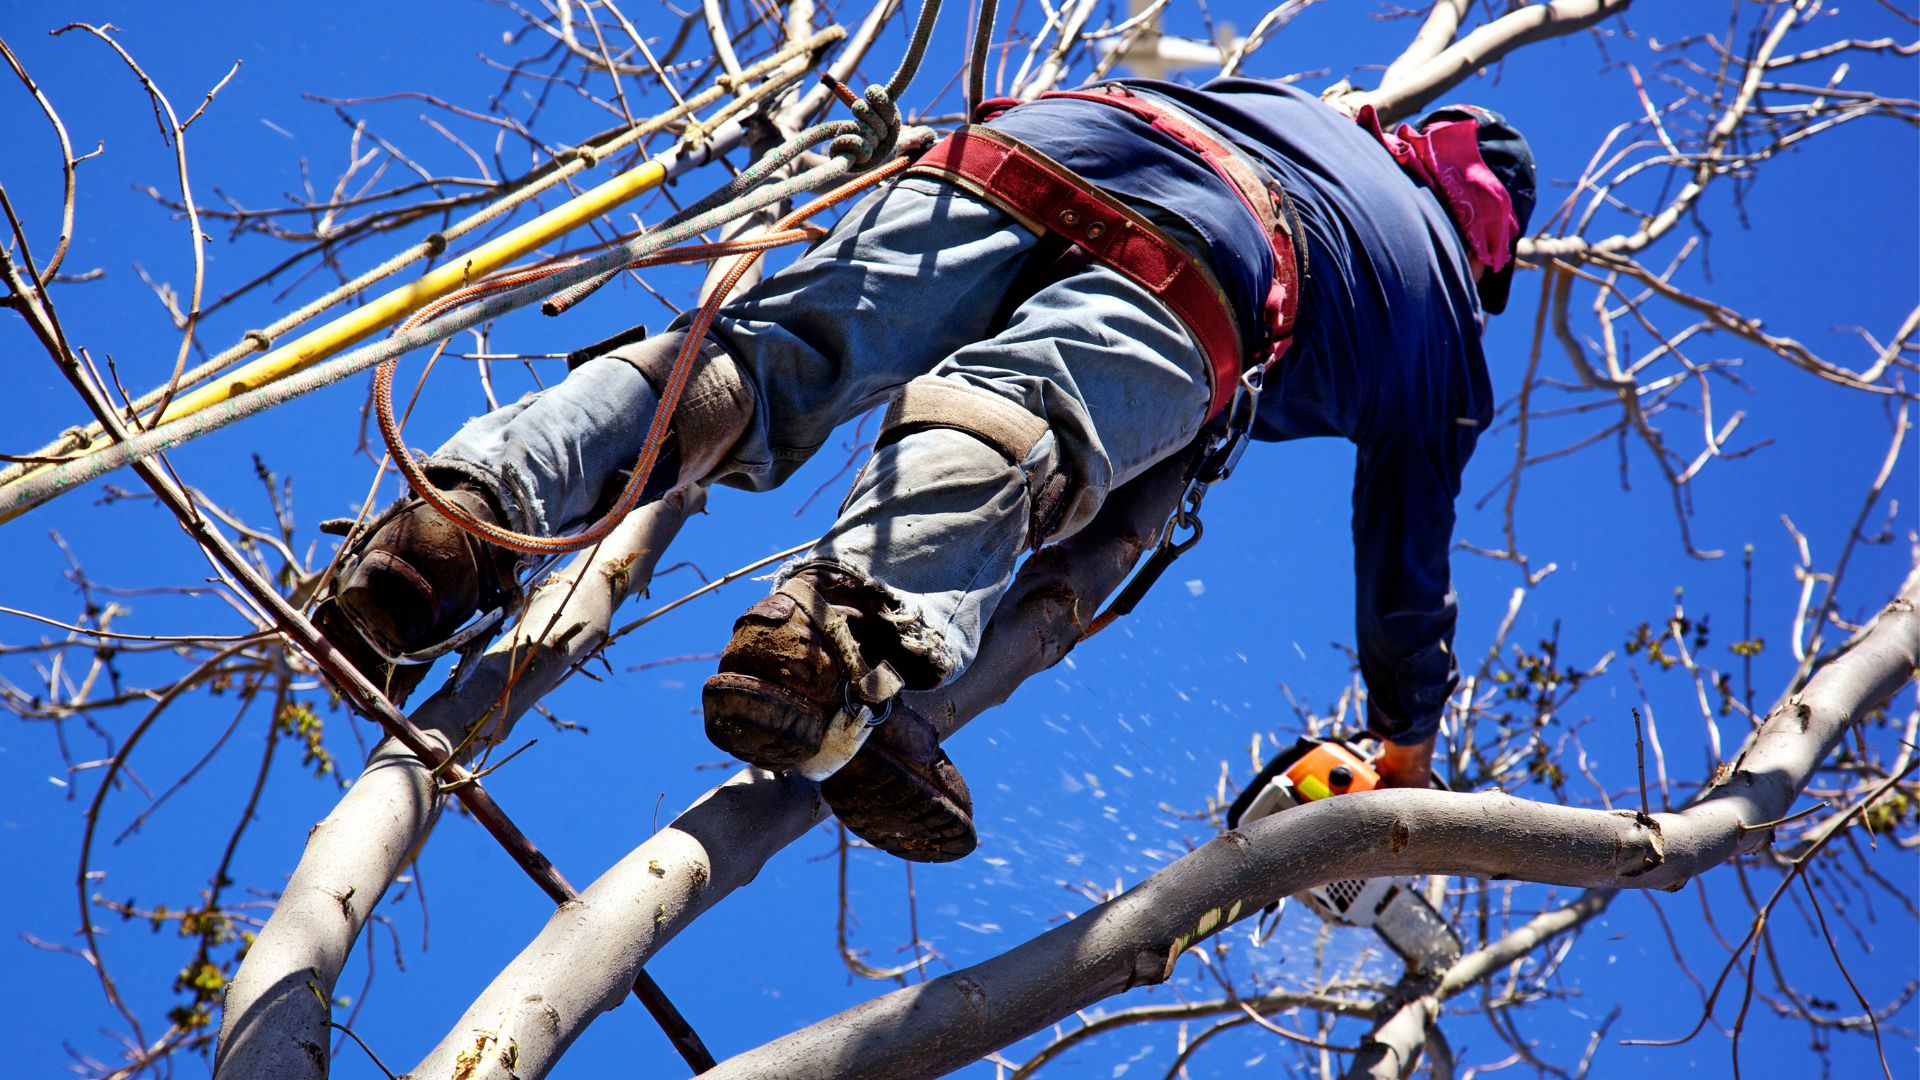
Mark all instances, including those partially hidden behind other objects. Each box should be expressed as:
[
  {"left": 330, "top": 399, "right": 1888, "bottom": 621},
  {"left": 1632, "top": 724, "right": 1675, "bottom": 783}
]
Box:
[
  {"left": 1014, "top": 0, "right": 1100, "bottom": 100},
  {"left": 1344, "top": 888, "right": 1613, "bottom": 1078},
  {"left": 1526, "top": 0, "right": 1816, "bottom": 261},
  {"left": 408, "top": 767, "right": 825, "bottom": 1079},
  {"left": 1379, "top": 0, "right": 1472, "bottom": 90},
  {"left": 403, "top": 452, "right": 1195, "bottom": 1080},
  {"left": 214, "top": 486, "right": 704, "bottom": 1080},
  {"left": 695, "top": 566, "right": 1920, "bottom": 1079},
  {"left": 782, "top": 0, "right": 902, "bottom": 126},
  {"left": 703, "top": 0, "right": 746, "bottom": 81},
  {"left": 1342, "top": 0, "right": 1634, "bottom": 123}
]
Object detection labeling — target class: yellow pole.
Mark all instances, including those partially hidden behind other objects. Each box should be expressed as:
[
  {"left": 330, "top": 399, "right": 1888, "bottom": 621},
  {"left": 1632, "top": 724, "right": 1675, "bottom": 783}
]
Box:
[
  {"left": 161, "top": 158, "right": 668, "bottom": 422},
  {"left": 19, "top": 158, "right": 667, "bottom": 486}
]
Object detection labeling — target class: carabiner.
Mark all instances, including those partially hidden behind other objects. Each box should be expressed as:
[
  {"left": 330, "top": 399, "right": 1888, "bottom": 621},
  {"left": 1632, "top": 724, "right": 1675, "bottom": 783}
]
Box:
[{"left": 1196, "top": 367, "right": 1263, "bottom": 485}]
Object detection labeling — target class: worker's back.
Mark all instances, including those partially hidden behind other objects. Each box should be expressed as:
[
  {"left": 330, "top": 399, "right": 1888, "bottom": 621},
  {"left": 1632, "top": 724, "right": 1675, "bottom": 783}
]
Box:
[
  {"left": 989, "top": 79, "right": 1497, "bottom": 740},
  {"left": 987, "top": 79, "right": 1492, "bottom": 452}
]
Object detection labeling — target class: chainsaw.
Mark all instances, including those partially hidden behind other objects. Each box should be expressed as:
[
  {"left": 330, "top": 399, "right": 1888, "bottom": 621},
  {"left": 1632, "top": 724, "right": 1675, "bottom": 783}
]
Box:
[{"left": 1226, "top": 737, "right": 1462, "bottom": 974}]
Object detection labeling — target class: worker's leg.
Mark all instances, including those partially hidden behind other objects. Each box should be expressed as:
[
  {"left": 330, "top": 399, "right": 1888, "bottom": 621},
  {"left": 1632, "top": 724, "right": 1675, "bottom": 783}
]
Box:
[
  {"left": 704, "top": 253, "right": 1212, "bottom": 860},
  {"left": 425, "top": 176, "right": 1042, "bottom": 536},
  {"left": 794, "top": 255, "right": 1214, "bottom": 685},
  {"left": 322, "top": 176, "right": 1042, "bottom": 681}
]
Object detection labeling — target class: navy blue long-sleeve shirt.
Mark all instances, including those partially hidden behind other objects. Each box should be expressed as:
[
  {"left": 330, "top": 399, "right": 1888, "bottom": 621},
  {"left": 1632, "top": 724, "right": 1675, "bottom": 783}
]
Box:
[{"left": 991, "top": 80, "right": 1493, "bottom": 745}]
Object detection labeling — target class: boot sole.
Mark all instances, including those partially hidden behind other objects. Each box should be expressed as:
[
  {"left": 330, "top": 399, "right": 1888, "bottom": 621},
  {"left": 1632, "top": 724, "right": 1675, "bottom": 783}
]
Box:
[
  {"left": 822, "top": 743, "right": 977, "bottom": 863},
  {"left": 312, "top": 598, "right": 430, "bottom": 708},
  {"left": 702, "top": 672, "right": 828, "bottom": 769}
]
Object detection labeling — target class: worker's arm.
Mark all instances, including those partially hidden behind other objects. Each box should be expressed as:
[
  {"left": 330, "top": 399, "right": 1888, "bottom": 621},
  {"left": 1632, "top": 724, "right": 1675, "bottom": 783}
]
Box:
[{"left": 1350, "top": 425, "right": 1476, "bottom": 789}]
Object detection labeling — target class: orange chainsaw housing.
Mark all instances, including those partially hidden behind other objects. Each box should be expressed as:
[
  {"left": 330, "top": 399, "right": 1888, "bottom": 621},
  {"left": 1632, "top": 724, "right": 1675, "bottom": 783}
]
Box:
[{"left": 1282, "top": 740, "right": 1381, "bottom": 803}]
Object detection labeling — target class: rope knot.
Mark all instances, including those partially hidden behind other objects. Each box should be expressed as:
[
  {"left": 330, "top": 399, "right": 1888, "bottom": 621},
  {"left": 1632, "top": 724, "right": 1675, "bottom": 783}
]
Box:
[
  {"left": 819, "top": 75, "right": 902, "bottom": 171},
  {"left": 242, "top": 330, "right": 273, "bottom": 352}
]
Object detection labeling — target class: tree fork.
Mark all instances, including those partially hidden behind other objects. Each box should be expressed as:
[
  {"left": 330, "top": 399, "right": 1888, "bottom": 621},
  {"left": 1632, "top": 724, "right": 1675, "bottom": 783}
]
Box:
[
  {"left": 0, "top": 238, "right": 713, "bottom": 1074},
  {"left": 693, "top": 568, "right": 1919, "bottom": 1079},
  {"left": 214, "top": 488, "right": 708, "bottom": 1079},
  {"left": 404, "top": 449, "right": 1199, "bottom": 1079}
]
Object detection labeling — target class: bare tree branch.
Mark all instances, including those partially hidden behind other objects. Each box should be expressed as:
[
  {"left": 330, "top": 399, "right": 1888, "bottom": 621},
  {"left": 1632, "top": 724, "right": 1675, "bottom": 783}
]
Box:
[
  {"left": 1342, "top": 0, "right": 1635, "bottom": 122},
  {"left": 215, "top": 486, "right": 704, "bottom": 1080},
  {"left": 401, "top": 446, "right": 1197, "bottom": 1080},
  {"left": 697, "top": 568, "right": 1919, "bottom": 1078}
]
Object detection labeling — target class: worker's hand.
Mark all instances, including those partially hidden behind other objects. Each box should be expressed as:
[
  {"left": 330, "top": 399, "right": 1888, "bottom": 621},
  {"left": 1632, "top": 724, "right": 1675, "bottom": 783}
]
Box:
[{"left": 1373, "top": 735, "right": 1436, "bottom": 789}]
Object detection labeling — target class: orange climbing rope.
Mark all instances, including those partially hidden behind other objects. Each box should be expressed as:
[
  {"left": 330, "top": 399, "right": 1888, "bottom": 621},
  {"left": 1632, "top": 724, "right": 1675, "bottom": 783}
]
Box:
[{"left": 372, "top": 153, "right": 915, "bottom": 555}]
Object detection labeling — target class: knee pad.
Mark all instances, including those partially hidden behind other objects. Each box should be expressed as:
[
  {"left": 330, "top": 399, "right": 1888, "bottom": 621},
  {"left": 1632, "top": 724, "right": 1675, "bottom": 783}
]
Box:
[
  {"left": 867, "top": 376, "right": 1077, "bottom": 549},
  {"left": 602, "top": 330, "right": 755, "bottom": 483}
]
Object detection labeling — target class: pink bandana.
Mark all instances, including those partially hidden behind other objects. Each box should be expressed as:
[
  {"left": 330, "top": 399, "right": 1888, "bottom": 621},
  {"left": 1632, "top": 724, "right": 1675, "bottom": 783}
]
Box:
[{"left": 1357, "top": 104, "right": 1519, "bottom": 273}]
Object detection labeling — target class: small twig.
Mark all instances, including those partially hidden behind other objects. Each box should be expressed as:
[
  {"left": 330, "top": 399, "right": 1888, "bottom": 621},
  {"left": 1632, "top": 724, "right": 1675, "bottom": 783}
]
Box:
[
  {"left": 327, "top": 1020, "right": 399, "bottom": 1079},
  {"left": 1632, "top": 707, "right": 1651, "bottom": 821}
]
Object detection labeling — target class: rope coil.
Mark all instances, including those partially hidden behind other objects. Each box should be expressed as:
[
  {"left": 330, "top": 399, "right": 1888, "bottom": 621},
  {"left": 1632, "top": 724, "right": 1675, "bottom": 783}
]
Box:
[
  {"left": 0, "top": 27, "right": 848, "bottom": 505},
  {"left": 369, "top": 4, "right": 946, "bottom": 555}
]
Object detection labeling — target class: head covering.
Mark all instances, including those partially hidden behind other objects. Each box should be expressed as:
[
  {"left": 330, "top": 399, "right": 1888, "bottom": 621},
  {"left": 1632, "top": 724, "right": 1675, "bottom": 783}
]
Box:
[
  {"left": 1357, "top": 103, "right": 1536, "bottom": 314},
  {"left": 1414, "top": 105, "right": 1536, "bottom": 314}
]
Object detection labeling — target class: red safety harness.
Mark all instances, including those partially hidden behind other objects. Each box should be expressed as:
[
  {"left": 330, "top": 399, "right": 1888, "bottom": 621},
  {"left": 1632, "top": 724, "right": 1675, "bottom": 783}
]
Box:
[{"left": 909, "top": 84, "right": 1302, "bottom": 424}]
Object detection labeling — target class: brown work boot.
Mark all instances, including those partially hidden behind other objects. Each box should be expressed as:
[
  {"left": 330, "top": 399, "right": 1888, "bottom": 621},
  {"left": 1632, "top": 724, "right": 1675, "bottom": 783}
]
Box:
[
  {"left": 701, "top": 568, "right": 905, "bottom": 770},
  {"left": 703, "top": 568, "right": 977, "bottom": 861},
  {"left": 822, "top": 704, "right": 977, "bottom": 862},
  {"left": 317, "top": 484, "right": 520, "bottom": 705}
]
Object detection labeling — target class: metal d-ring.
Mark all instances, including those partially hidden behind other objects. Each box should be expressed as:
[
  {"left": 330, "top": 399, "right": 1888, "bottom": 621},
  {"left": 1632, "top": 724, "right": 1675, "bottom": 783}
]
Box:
[{"left": 845, "top": 679, "right": 894, "bottom": 727}]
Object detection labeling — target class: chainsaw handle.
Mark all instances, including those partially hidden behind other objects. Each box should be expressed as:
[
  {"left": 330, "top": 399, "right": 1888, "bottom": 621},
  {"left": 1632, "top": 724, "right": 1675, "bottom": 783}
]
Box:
[{"left": 1226, "top": 735, "right": 1449, "bottom": 830}]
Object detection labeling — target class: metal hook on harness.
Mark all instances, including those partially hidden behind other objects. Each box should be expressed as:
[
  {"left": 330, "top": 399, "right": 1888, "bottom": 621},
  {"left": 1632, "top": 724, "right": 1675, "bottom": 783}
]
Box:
[
  {"left": 1082, "top": 365, "right": 1262, "bottom": 639},
  {"left": 847, "top": 679, "right": 894, "bottom": 728},
  {"left": 1163, "top": 495, "right": 1205, "bottom": 555},
  {"left": 1196, "top": 366, "right": 1263, "bottom": 486}
]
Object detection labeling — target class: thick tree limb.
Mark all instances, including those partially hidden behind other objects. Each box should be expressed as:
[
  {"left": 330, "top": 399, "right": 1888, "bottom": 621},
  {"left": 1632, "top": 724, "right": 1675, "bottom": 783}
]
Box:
[
  {"left": 408, "top": 766, "right": 825, "bottom": 1080},
  {"left": 1352, "top": 539, "right": 1920, "bottom": 1076},
  {"left": 214, "top": 486, "right": 702, "bottom": 1080},
  {"left": 694, "top": 567, "right": 1919, "bottom": 1079},
  {"left": 404, "top": 451, "right": 1196, "bottom": 1079},
  {"left": 1343, "top": 0, "right": 1634, "bottom": 123},
  {"left": 4, "top": 196, "right": 713, "bottom": 1073}
]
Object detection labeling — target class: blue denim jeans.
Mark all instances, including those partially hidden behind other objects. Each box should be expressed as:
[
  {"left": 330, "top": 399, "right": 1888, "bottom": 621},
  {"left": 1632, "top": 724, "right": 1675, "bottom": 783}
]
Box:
[{"left": 433, "top": 176, "right": 1211, "bottom": 682}]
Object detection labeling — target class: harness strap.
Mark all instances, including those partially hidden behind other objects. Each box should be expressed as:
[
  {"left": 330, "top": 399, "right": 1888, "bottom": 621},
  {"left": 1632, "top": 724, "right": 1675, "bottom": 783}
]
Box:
[
  {"left": 1026, "top": 85, "right": 1302, "bottom": 369},
  {"left": 908, "top": 126, "right": 1245, "bottom": 421},
  {"left": 777, "top": 573, "right": 905, "bottom": 707},
  {"left": 876, "top": 376, "right": 1050, "bottom": 466},
  {"left": 941, "top": 88, "right": 1303, "bottom": 635}
]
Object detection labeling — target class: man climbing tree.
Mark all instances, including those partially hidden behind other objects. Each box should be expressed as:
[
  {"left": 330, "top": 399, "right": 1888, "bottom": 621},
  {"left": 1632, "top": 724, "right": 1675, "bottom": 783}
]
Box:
[
  {"left": 318, "top": 77, "right": 1534, "bottom": 863},
  {"left": 7, "top": 1, "right": 1916, "bottom": 1075}
]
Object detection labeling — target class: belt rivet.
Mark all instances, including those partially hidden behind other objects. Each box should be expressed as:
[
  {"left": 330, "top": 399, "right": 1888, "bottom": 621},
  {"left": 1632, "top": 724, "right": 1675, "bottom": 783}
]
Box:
[
  {"left": 1061, "top": 209, "right": 1080, "bottom": 226},
  {"left": 1085, "top": 221, "right": 1106, "bottom": 239}
]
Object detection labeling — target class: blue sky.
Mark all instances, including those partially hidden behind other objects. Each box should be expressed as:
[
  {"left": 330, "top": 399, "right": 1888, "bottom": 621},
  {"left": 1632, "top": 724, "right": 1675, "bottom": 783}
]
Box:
[{"left": 1, "top": 1, "right": 1914, "bottom": 1077}]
